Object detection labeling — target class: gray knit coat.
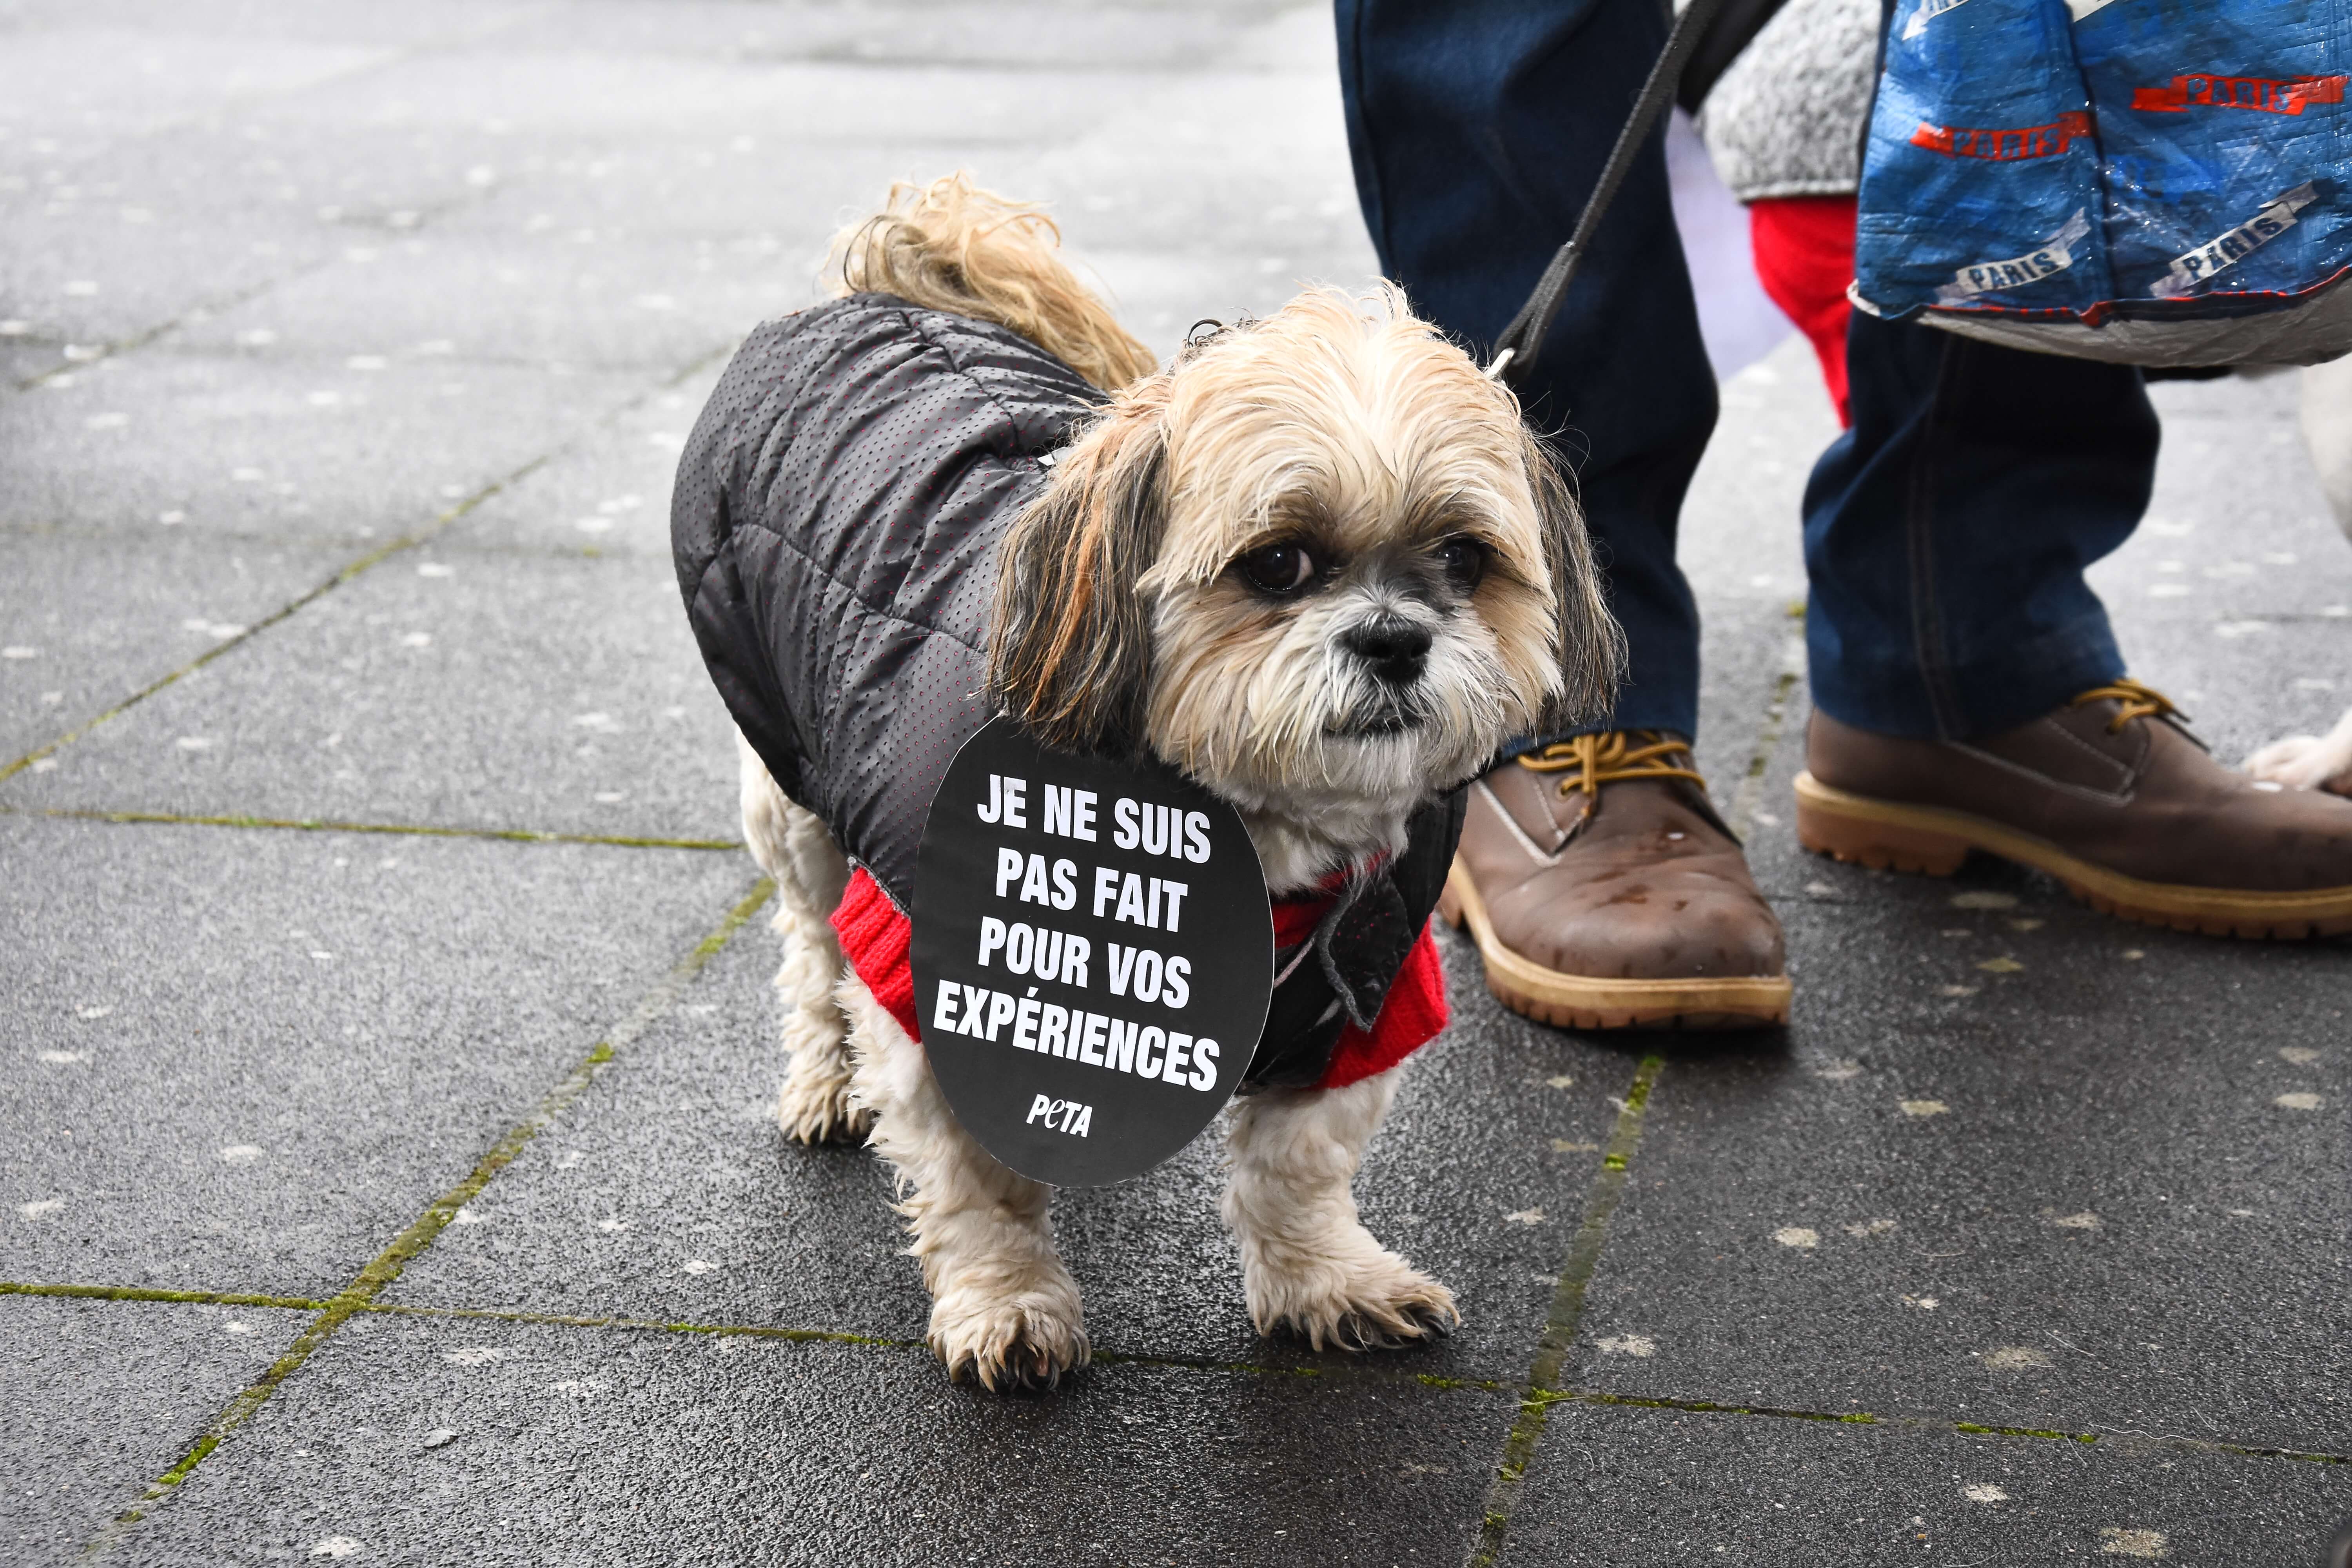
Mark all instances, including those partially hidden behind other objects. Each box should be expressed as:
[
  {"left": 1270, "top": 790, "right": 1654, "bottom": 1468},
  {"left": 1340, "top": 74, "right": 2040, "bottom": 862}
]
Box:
[{"left": 1695, "top": 0, "right": 1882, "bottom": 202}]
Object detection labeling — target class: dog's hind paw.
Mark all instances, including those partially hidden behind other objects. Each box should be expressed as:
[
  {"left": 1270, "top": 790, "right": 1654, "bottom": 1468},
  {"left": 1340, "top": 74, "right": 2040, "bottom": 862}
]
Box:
[
  {"left": 1250, "top": 1253, "right": 1461, "bottom": 1352},
  {"left": 775, "top": 1071, "right": 871, "bottom": 1145},
  {"left": 928, "top": 1297, "right": 1091, "bottom": 1392}
]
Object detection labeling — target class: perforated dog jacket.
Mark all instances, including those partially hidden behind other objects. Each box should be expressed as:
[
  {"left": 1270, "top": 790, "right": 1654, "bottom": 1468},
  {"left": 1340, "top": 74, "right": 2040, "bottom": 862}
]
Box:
[{"left": 671, "top": 295, "right": 1463, "bottom": 1090}]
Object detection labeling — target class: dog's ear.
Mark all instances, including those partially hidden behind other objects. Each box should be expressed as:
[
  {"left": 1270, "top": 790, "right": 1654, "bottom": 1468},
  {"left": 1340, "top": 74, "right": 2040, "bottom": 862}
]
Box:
[
  {"left": 988, "top": 386, "right": 1171, "bottom": 757},
  {"left": 1523, "top": 432, "right": 1626, "bottom": 733}
]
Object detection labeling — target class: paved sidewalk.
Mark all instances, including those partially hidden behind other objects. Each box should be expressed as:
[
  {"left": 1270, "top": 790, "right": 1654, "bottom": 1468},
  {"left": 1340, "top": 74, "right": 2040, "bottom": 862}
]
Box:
[{"left": 4, "top": 4, "right": 2347, "bottom": 1565}]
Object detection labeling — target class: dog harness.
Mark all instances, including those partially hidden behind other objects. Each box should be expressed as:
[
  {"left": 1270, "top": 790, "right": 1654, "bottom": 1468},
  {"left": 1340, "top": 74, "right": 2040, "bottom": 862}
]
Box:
[{"left": 672, "top": 294, "right": 1465, "bottom": 1092}]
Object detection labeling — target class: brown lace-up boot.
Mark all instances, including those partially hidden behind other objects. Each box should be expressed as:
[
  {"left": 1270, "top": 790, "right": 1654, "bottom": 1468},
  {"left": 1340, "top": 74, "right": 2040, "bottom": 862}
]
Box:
[
  {"left": 1437, "top": 731, "right": 1792, "bottom": 1029},
  {"left": 1796, "top": 679, "right": 2352, "bottom": 937}
]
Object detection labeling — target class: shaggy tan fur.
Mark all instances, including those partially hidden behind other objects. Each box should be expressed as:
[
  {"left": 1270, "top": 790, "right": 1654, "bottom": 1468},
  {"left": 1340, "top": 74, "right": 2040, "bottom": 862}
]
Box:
[
  {"left": 992, "top": 284, "right": 1620, "bottom": 887},
  {"left": 746, "top": 175, "right": 1621, "bottom": 1389},
  {"left": 826, "top": 173, "right": 1156, "bottom": 394}
]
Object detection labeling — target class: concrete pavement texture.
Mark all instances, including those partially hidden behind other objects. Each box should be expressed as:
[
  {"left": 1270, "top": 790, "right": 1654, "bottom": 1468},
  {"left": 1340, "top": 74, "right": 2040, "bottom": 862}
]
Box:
[{"left": 3, "top": 2, "right": 2346, "bottom": 1564}]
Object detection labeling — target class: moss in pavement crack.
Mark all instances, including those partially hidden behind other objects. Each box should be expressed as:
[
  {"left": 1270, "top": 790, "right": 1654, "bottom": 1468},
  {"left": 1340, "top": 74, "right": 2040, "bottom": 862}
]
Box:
[
  {"left": 1466, "top": 1053, "right": 1665, "bottom": 1568},
  {"left": 79, "top": 878, "right": 774, "bottom": 1559},
  {"left": 3, "top": 459, "right": 547, "bottom": 788}
]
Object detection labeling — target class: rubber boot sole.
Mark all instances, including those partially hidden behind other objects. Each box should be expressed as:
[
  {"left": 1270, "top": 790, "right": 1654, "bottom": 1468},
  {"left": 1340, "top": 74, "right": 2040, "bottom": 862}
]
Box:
[
  {"left": 1793, "top": 769, "right": 2352, "bottom": 939},
  {"left": 1437, "top": 859, "right": 1792, "bottom": 1031}
]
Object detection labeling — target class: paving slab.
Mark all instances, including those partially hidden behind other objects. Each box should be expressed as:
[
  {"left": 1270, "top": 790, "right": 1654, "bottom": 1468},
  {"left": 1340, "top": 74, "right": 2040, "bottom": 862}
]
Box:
[
  {"left": 1600, "top": 581, "right": 2352, "bottom": 1457},
  {"left": 0, "top": 0, "right": 513, "bottom": 50},
  {"left": 1681, "top": 339, "right": 1830, "bottom": 608},
  {"left": 112, "top": 1309, "right": 1514, "bottom": 1568},
  {"left": 963, "top": 10, "right": 1388, "bottom": 352},
  {"left": 441, "top": 370, "right": 722, "bottom": 561},
  {"left": 246, "top": 47, "right": 1158, "bottom": 151},
  {"left": 385, "top": 896, "right": 1647, "bottom": 1384},
  {"left": 5, "top": 113, "right": 514, "bottom": 267},
  {"left": 1, "top": 541, "right": 740, "bottom": 840},
  {"left": 1499, "top": 1396, "right": 2352, "bottom": 1567},
  {"left": 170, "top": 228, "right": 774, "bottom": 377},
  {"left": 0, "top": 813, "right": 752, "bottom": 1298},
  {"left": 486, "top": 0, "right": 1265, "bottom": 71},
  {"left": 1563, "top": 879, "right": 2349, "bottom": 1454},
  {"left": 0, "top": 348, "right": 651, "bottom": 543},
  {"left": 0, "top": 25, "right": 383, "bottom": 140},
  {"left": 0, "top": 1294, "right": 309, "bottom": 1568},
  {"left": 0, "top": 188, "right": 331, "bottom": 357},
  {"left": 0, "top": 527, "right": 350, "bottom": 766}
]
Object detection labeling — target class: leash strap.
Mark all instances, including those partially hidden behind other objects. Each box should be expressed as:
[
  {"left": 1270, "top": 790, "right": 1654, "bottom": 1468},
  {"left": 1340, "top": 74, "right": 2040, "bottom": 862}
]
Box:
[{"left": 1486, "top": 0, "right": 1737, "bottom": 388}]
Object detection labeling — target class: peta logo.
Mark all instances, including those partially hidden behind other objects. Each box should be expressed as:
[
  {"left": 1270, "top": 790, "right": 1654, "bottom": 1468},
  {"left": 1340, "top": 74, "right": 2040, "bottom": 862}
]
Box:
[{"left": 1026, "top": 1094, "right": 1093, "bottom": 1137}]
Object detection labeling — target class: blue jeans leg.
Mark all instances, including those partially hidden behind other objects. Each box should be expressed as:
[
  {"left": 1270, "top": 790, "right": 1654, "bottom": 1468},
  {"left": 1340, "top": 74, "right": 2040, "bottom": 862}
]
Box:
[
  {"left": 1802, "top": 310, "right": 2160, "bottom": 740},
  {"left": 1335, "top": 0, "right": 1717, "bottom": 745}
]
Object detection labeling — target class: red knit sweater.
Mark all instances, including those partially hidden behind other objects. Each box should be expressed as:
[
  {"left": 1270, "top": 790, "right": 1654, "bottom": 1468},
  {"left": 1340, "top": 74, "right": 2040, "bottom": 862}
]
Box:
[{"left": 829, "top": 867, "right": 1447, "bottom": 1091}]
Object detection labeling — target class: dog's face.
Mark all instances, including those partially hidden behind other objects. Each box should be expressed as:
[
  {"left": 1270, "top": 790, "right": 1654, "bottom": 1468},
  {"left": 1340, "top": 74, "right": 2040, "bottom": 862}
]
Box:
[{"left": 990, "top": 287, "right": 1619, "bottom": 853}]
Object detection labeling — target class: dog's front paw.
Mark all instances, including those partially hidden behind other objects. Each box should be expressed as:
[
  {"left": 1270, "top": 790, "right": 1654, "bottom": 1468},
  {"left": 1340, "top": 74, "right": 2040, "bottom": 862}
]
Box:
[
  {"left": 2247, "top": 732, "right": 2352, "bottom": 795},
  {"left": 2247, "top": 733, "right": 2325, "bottom": 787},
  {"left": 775, "top": 1067, "right": 871, "bottom": 1145},
  {"left": 928, "top": 1288, "right": 1090, "bottom": 1392},
  {"left": 1247, "top": 1245, "right": 1461, "bottom": 1352}
]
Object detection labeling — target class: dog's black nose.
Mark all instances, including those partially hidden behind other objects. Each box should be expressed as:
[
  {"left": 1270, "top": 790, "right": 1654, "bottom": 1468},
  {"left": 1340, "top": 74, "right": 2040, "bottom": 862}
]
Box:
[{"left": 1342, "top": 617, "right": 1432, "bottom": 686}]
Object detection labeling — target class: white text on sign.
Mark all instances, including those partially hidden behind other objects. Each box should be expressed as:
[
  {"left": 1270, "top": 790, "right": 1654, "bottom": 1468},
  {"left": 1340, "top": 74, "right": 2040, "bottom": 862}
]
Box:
[
  {"left": 978, "top": 775, "right": 1212, "bottom": 863},
  {"left": 1026, "top": 1095, "right": 1092, "bottom": 1136},
  {"left": 932, "top": 981, "right": 1220, "bottom": 1090}
]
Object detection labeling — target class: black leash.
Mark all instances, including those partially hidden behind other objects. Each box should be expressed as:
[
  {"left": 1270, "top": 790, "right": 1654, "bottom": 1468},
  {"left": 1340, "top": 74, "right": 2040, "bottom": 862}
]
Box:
[{"left": 1486, "top": 0, "right": 1737, "bottom": 388}]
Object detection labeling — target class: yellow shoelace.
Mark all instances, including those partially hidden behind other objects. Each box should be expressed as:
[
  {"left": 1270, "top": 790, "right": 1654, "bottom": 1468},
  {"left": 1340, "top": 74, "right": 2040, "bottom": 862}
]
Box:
[
  {"left": 1514, "top": 730, "right": 1706, "bottom": 798},
  {"left": 2068, "top": 677, "right": 2185, "bottom": 735}
]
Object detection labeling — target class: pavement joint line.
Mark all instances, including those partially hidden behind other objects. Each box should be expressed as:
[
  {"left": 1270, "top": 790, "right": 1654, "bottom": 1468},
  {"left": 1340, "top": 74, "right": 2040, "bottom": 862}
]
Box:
[
  {"left": 1524, "top": 1389, "right": 2351, "bottom": 1466},
  {"left": 79, "top": 4, "right": 546, "bottom": 160},
  {"left": 12, "top": 275, "right": 295, "bottom": 394},
  {"left": 1726, "top": 632, "right": 1806, "bottom": 840},
  {"left": 0, "top": 459, "right": 549, "bottom": 789},
  {"left": 5, "top": 804, "right": 742, "bottom": 853},
  {"left": 5, "top": 0, "right": 555, "bottom": 404},
  {"left": 1, "top": 336, "right": 736, "bottom": 792},
  {"left": 1466, "top": 1053, "right": 1666, "bottom": 1568},
  {"left": 12, "top": 1278, "right": 2343, "bottom": 1470},
  {"left": 74, "top": 875, "right": 775, "bottom": 1560}
]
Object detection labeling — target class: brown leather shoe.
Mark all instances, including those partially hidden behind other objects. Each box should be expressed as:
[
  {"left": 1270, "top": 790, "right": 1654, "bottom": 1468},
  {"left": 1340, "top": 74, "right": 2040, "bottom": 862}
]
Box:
[
  {"left": 1795, "top": 679, "right": 2352, "bottom": 937},
  {"left": 1437, "top": 732, "right": 1792, "bottom": 1029}
]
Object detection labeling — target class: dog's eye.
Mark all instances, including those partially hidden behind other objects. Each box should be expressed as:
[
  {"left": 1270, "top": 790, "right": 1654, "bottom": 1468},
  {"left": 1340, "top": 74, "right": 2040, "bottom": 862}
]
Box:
[
  {"left": 1435, "top": 535, "right": 1487, "bottom": 591},
  {"left": 1238, "top": 541, "right": 1317, "bottom": 596}
]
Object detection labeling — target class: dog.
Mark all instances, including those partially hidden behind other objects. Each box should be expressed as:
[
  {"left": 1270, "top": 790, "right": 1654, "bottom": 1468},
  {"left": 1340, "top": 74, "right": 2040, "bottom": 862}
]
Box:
[
  {"left": 675, "top": 176, "right": 1617, "bottom": 1388},
  {"left": 2246, "top": 707, "right": 2352, "bottom": 796}
]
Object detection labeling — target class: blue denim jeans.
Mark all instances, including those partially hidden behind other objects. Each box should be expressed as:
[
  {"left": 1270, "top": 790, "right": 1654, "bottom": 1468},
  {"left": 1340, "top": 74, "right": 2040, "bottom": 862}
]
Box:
[{"left": 1335, "top": 0, "right": 2159, "bottom": 746}]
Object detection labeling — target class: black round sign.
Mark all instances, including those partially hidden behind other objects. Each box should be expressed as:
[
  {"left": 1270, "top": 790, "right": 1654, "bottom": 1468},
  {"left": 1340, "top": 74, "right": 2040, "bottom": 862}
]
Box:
[{"left": 911, "top": 718, "right": 1273, "bottom": 1187}]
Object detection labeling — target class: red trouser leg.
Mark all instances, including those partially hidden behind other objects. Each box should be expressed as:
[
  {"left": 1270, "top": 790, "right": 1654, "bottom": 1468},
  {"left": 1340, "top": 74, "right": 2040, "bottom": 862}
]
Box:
[{"left": 1748, "top": 195, "right": 1858, "bottom": 427}]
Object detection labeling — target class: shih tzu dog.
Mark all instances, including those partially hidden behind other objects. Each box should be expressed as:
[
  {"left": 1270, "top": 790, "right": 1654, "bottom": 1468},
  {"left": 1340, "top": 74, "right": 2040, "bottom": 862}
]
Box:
[
  {"left": 2247, "top": 708, "right": 2352, "bottom": 797},
  {"left": 672, "top": 176, "right": 1616, "bottom": 1388}
]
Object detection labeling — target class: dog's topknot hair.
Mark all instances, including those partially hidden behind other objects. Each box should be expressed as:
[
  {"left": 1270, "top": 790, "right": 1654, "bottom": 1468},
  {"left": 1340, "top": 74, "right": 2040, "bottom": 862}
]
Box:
[{"left": 827, "top": 173, "right": 1158, "bottom": 394}]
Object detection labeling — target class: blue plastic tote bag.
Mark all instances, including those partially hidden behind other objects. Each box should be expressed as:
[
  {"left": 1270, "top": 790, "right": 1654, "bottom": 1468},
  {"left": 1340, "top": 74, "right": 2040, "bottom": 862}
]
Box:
[{"left": 1853, "top": 0, "right": 2352, "bottom": 365}]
